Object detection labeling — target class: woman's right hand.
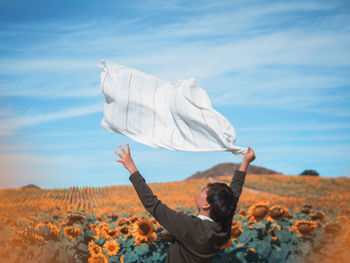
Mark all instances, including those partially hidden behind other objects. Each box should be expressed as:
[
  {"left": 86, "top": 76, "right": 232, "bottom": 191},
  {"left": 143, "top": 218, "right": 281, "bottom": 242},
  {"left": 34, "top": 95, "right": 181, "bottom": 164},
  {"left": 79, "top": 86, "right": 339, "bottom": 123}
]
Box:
[{"left": 243, "top": 146, "right": 256, "bottom": 163}]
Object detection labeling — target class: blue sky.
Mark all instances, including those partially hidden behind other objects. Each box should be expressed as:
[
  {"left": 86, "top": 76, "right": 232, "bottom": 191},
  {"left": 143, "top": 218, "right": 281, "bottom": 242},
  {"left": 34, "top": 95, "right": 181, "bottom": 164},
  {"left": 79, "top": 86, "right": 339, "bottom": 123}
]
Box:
[{"left": 0, "top": 0, "right": 350, "bottom": 188}]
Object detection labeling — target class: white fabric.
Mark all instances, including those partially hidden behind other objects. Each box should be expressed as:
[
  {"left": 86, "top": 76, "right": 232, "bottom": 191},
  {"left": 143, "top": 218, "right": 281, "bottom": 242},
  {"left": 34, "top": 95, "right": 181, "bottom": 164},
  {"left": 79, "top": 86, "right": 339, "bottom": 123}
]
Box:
[
  {"left": 99, "top": 60, "right": 247, "bottom": 157},
  {"left": 197, "top": 214, "right": 215, "bottom": 222}
]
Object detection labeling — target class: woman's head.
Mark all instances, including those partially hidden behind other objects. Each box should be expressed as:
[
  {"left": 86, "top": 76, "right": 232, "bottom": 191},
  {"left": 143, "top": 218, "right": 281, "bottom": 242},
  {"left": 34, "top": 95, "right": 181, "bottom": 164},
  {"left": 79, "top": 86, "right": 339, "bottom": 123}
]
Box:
[{"left": 198, "top": 183, "right": 237, "bottom": 223}]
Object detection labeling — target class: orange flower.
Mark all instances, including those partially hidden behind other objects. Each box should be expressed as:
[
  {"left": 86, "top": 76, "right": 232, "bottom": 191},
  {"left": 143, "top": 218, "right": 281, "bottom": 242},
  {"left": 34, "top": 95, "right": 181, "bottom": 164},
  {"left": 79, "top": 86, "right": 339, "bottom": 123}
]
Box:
[
  {"left": 269, "top": 206, "right": 288, "bottom": 221},
  {"left": 131, "top": 217, "right": 156, "bottom": 246},
  {"left": 88, "top": 240, "right": 103, "bottom": 257},
  {"left": 88, "top": 253, "right": 108, "bottom": 263},
  {"left": 231, "top": 225, "right": 243, "bottom": 239},
  {"left": 103, "top": 240, "right": 120, "bottom": 256},
  {"left": 247, "top": 202, "right": 270, "bottom": 222},
  {"left": 119, "top": 225, "right": 132, "bottom": 238},
  {"left": 291, "top": 220, "right": 317, "bottom": 238},
  {"left": 64, "top": 226, "right": 82, "bottom": 239}
]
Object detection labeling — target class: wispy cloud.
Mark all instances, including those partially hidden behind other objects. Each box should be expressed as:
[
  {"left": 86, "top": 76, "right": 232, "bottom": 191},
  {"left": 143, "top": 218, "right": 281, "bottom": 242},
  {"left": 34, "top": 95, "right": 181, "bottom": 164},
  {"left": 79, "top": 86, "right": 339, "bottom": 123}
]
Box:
[{"left": 0, "top": 103, "right": 103, "bottom": 136}]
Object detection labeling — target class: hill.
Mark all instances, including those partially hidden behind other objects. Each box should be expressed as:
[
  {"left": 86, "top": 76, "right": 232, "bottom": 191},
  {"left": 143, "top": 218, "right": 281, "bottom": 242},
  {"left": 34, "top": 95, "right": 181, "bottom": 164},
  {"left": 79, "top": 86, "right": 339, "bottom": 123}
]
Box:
[
  {"left": 185, "top": 162, "right": 281, "bottom": 180},
  {"left": 21, "top": 184, "right": 41, "bottom": 189}
]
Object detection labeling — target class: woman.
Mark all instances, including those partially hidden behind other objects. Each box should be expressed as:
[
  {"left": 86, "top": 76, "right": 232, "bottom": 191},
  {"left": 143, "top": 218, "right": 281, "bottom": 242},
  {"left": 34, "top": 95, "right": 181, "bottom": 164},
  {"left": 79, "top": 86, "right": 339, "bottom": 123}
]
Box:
[{"left": 114, "top": 143, "right": 256, "bottom": 262}]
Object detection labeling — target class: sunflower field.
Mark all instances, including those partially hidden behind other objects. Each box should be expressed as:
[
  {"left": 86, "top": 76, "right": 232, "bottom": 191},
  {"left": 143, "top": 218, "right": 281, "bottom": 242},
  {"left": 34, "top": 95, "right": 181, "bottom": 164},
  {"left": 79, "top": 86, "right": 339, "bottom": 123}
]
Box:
[{"left": 0, "top": 173, "right": 349, "bottom": 263}]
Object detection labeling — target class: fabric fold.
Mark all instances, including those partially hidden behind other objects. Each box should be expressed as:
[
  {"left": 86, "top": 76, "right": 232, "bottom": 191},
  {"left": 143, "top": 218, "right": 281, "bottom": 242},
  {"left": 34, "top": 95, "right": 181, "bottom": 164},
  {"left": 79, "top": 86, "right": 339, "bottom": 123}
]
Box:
[{"left": 99, "top": 60, "right": 247, "bottom": 157}]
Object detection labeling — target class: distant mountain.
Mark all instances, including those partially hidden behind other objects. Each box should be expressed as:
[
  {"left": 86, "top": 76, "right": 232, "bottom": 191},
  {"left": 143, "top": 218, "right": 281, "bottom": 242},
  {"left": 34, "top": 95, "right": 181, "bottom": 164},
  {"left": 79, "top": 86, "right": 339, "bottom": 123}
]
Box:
[
  {"left": 21, "top": 184, "right": 41, "bottom": 189},
  {"left": 185, "top": 162, "right": 282, "bottom": 180}
]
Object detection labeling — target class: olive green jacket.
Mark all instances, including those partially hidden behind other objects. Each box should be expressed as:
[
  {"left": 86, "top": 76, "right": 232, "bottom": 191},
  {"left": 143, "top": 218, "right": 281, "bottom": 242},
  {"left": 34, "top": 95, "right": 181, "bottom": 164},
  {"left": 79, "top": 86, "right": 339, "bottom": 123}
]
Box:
[{"left": 129, "top": 169, "right": 247, "bottom": 263}]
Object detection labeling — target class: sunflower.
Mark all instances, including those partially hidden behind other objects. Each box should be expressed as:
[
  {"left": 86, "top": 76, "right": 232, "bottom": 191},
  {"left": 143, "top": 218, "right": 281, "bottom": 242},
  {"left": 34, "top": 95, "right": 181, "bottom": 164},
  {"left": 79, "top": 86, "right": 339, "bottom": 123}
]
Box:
[
  {"left": 95, "top": 222, "right": 119, "bottom": 239},
  {"left": 89, "top": 224, "right": 97, "bottom": 233},
  {"left": 100, "top": 227, "right": 119, "bottom": 240},
  {"left": 33, "top": 233, "right": 45, "bottom": 244},
  {"left": 309, "top": 212, "right": 325, "bottom": 221},
  {"left": 302, "top": 204, "right": 313, "bottom": 209},
  {"left": 300, "top": 208, "right": 310, "bottom": 215},
  {"left": 291, "top": 220, "right": 317, "bottom": 238},
  {"left": 103, "top": 240, "right": 120, "bottom": 256},
  {"left": 64, "top": 226, "right": 82, "bottom": 239},
  {"left": 269, "top": 206, "right": 288, "bottom": 221},
  {"left": 247, "top": 202, "right": 270, "bottom": 223},
  {"left": 221, "top": 237, "right": 233, "bottom": 249},
  {"left": 231, "top": 225, "right": 243, "bottom": 239},
  {"left": 25, "top": 219, "right": 36, "bottom": 227},
  {"left": 131, "top": 217, "right": 156, "bottom": 246},
  {"left": 129, "top": 216, "right": 140, "bottom": 223},
  {"left": 35, "top": 220, "right": 51, "bottom": 230},
  {"left": 105, "top": 212, "right": 119, "bottom": 221},
  {"left": 46, "top": 223, "right": 60, "bottom": 238},
  {"left": 118, "top": 225, "right": 132, "bottom": 238},
  {"left": 15, "top": 229, "right": 32, "bottom": 242},
  {"left": 96, "top": 222, "right": 109, "bottom": 234},
  {"left": 88, "top": 240, "right": 103, "bottom": 257},
  {"left": 88, "top": 253, "right": 108, "bottom": 263},
  {"left": 232, "top": 220, "right": 239, "bottom": 226},
  {"left": 117, "top": 217, "right": 131, "bottom": 226},
  {"left": 285, "top": 212, "right": 294, "bottom": 219},
  {"left": 156, "top": 232, "right": 173, "bottom": 242},
  {"left": 66, "top": 213, "right": 85, "bottom": 225},
  {"left": 238, "top": 209, "right": 247, "bottom": 217}
]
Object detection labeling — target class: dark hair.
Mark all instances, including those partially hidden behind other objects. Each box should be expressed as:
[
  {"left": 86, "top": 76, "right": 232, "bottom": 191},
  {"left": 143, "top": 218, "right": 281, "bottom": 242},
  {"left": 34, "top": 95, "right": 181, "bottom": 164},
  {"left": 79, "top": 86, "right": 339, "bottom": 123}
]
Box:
[{"left": 206, "top": 183, "right": 236, "bottom": 223}]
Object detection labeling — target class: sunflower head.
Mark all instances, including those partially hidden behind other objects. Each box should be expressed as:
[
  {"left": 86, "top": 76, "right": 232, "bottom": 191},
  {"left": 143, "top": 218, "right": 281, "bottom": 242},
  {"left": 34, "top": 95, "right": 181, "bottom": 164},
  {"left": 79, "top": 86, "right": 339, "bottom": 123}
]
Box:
[
  {"left": 300, "top": 208, "right": 310, "bottom": 214},
  {"left": 119, "top": 225, "right": 132, "bottom": 238},
  {"left": 131, "top": 217, "right": 156, "bottom": 245},
  {"left": 309, "top": 212, "right": 325, "bottom": 221},
  {"left": 231, "top": 225, "right": 243, "bottom": 239},
  {"left": 88, "top": 253, "right": 108, "bottom": 263},
  {"left": 88, "top": 240, "right": 103, "bottom": 257},
  {"left": 269, "top": 206, "right": 288, "bottom": 221},
  {"left": 64, "top": 226, "right": 82, "bottom": 239},
  {"left": 156, "top": 232, "right": 173, "bottom": 242},
  {"left": 66, "top": 213, "right": 85, "bottom": 225},
  {"left": 247, "top": 202, "right": 270, "bottom": 222},
  {"left": 100, "top": 227, "right": 119, "bottom": 239},
  {"left": 302, "top": 204, "right": 313, "bottom": 209},
  {"left": 118, "top": 217, "right": 131, "bottom": 226},
  {"left": 292, "top": 220, "right": 317, "bottom": 237},
  {"left": 103, "top": 240, "right": 120, "bottom": 256},
  {"left": 129, "top": 216, "right": 140, "bottom": 223},
  {"left": 238, "top": 209, "right": 247, "bottom": 217}
]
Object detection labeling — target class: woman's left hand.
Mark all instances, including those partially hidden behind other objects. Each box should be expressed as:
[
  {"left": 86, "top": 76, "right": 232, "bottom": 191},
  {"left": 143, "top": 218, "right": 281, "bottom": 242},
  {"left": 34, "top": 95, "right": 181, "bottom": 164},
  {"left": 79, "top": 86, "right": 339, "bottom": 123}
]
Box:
[{"left": 114, "top": 143, "right": 138, "bottom": 174}]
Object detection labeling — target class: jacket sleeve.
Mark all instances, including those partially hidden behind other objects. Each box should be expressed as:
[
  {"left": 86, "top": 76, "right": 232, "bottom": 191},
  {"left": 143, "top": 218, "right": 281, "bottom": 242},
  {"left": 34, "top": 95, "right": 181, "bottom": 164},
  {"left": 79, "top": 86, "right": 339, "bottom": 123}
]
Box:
[
  {"left": 230, "top": 170, "right": 247, "bottom": 203},
  {"left": 129, "top": 170, "right": 196, "bottom": 243}
]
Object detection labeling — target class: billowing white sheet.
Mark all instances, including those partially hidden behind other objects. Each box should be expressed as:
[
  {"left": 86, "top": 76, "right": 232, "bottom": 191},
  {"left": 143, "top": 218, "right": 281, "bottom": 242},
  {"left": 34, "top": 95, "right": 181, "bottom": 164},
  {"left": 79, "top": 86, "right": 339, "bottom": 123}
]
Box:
[{"left": 99, "top": 60, "right": 247, "bottom": 157}]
